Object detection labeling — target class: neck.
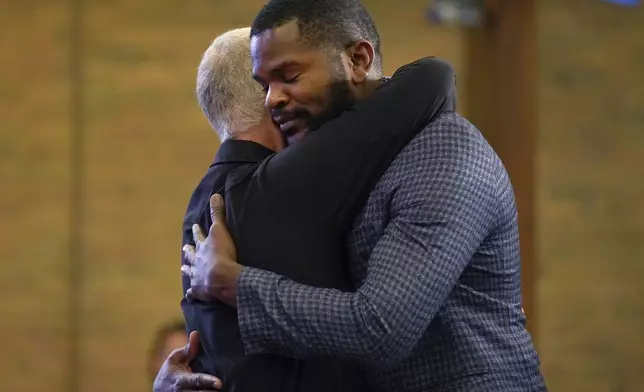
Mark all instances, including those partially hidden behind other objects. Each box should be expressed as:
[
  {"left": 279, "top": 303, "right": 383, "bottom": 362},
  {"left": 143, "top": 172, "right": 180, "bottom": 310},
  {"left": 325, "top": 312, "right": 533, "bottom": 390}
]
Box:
[{"left": 233, "top": 125, "right": 284, "bottom": 152}]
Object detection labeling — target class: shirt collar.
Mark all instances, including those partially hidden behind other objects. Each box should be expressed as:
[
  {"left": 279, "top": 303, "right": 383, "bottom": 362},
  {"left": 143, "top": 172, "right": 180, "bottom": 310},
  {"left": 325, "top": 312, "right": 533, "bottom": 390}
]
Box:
[{"left": 211, "top": 139, "right": 275, "bottom": 167}]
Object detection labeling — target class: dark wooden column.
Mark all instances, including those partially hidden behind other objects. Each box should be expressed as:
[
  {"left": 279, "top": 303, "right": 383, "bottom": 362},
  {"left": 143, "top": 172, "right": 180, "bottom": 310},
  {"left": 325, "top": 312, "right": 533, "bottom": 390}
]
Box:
[{"left": 464, "top": 0, "right": 539, "bottom": 339}]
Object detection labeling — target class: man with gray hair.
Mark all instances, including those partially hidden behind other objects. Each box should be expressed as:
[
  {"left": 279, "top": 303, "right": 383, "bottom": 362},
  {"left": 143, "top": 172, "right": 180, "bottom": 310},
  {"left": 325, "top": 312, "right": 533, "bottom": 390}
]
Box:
[
  {"left": 194, "top": 27, "right": 284, "bottom": 149},
  {"left": 179, "top": 27, "right": 287, "bottom": 389},
  {"left": 164, "top": 25, "right": 455, "bottom": 391}
]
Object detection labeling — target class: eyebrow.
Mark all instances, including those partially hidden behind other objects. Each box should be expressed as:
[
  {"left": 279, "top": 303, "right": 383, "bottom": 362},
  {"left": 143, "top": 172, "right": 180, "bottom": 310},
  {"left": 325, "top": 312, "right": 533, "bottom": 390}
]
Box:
[{"left": 273, "top": 60, "right": 300, "bottom": 70}]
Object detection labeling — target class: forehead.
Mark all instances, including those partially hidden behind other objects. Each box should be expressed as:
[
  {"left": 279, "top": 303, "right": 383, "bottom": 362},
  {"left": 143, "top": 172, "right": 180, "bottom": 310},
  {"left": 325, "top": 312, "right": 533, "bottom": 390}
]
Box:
[{"left": 250, "top": 21, "right": 320, "bottom": 73}]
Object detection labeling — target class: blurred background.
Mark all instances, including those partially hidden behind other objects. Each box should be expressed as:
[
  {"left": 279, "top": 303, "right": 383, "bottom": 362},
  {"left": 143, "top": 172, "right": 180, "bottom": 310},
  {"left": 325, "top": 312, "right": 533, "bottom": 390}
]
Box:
[{"left": 1, "top": 0, "right": 643, "bottom": 391}]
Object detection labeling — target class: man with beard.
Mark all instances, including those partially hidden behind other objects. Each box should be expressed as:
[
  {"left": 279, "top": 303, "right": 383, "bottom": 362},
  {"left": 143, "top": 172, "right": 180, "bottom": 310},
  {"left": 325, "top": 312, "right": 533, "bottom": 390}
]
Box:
[
  {"left": 181, "top": 0, "right": 547, "bottom": 391},
  {"left": 157, "top": 25, "right": 456, "bottom": 392}
]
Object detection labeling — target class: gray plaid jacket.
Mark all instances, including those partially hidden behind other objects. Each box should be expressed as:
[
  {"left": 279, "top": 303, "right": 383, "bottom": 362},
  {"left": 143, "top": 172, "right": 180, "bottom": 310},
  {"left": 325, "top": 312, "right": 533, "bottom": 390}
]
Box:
[{"left": 236, "top": 113, "right": 547, "bottom": 392}]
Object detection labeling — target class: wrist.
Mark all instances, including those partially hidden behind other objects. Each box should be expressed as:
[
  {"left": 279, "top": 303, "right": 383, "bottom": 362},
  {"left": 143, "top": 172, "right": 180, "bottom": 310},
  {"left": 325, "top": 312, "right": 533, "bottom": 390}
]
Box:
[{"left": 215, "top": 261, "right": 242, "bottom": 307}]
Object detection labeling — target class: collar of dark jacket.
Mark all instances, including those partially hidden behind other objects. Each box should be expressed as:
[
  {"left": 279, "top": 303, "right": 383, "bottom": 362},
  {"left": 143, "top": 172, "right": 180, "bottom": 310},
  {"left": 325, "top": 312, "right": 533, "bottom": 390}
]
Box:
[{"left": 211, "top": 139, "right": 275, "bottom": 167}]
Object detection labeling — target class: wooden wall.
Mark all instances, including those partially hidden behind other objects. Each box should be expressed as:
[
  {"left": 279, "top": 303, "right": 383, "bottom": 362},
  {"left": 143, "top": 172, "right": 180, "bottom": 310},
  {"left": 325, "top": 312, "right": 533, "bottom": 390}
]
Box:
[
  {"left": 2, "top": 0, "right": 643, "bottom": 391},
  {"left": 0, "top": 1, "right": 466, "bottom": 390}
]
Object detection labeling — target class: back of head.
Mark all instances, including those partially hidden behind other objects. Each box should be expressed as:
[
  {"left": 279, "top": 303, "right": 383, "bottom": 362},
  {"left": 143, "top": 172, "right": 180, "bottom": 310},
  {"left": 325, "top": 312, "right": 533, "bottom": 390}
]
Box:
[
  {"left": 197, "top": 27, "right": 265, "bottom": 141},
  {"left": 251, "top": 0, "right": 382, "bottom": 77}
]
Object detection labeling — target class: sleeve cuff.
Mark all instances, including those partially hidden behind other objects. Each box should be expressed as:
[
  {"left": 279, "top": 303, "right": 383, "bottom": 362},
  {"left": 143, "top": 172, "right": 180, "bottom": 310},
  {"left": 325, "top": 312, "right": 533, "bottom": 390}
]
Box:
[{"left": 236, "top": 266, "right": 287, "bottom": 356}]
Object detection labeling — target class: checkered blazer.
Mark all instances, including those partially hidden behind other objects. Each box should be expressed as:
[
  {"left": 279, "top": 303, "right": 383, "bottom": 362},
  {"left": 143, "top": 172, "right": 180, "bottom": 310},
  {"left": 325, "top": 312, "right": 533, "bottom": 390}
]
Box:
[{"left": 236, "top": 113, "right": 547, "bottom": 391}]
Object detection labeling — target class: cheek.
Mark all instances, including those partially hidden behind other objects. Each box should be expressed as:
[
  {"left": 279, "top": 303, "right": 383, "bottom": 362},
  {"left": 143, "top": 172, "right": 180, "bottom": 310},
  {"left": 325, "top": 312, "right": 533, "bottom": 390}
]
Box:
[{"left": 287, "top": 80, "right": 330, "bottom": 114}]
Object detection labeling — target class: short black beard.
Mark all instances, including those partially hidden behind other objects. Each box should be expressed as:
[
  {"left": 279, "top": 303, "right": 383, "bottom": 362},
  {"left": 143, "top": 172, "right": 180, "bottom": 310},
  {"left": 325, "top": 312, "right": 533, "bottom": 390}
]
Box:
[{"left": 306, "top": 78, "right": 355, "bottom": 132}]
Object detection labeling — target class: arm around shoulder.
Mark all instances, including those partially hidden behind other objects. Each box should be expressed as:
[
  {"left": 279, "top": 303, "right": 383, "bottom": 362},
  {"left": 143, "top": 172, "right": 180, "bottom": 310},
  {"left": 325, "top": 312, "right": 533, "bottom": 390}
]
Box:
[{"left": 238, "top": 116, "right": 502, "bottom": 366}]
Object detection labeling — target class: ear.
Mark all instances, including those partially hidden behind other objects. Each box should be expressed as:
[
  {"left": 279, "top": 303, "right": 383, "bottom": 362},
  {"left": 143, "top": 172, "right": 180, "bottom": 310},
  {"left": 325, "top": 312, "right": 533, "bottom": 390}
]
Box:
[{"left": 347, "top": 40, "right": 375, "bottom": 84}]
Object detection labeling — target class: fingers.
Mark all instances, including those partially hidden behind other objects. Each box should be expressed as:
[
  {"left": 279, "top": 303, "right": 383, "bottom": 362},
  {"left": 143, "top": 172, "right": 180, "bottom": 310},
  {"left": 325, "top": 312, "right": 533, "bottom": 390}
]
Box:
[
  {"left": 166, "top": 342, "right": 191, "bottom": 364},
  {"left": 181, "top": 265, "right": 194, "bottom": 280},
  {"left": 192, "top": 224, "right": 206, "bottom": 244},
  {"left": 176, "top": 373, "right": 222, "bottom": 390},
  {"left": 186, "top": 331, "right": 201, "bottom": 360},
  {"left": 209, "top": 195, "right": 236, "bottom": 259},
  {"left": 185, "top": 287, "right": 210, "bottom": 302},
  {"left": 182, "top": 246, "right": 196, "bottom": 284},
  {"left": 209, "top": 194, "right": 225, "bottom": 225},
  {"left": 181, "top": 266, "right": 212, "bottom": 302},
  {"left": 181, "top": 266, "right": 205, "bottom": 301},
  {"left": 183, "top": 245, "right": 196, "bottom": 264}
]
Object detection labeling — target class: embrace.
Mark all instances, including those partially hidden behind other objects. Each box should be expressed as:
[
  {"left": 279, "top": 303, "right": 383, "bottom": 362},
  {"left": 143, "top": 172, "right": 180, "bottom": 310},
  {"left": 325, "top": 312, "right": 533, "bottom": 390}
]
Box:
[{"left": 153, "top": 0, "right": 546, "bottom": 391}]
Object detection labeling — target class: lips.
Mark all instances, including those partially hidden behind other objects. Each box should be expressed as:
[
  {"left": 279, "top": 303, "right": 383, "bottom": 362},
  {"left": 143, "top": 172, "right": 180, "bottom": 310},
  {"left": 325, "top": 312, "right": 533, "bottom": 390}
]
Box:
[
  {"left": 273, "top": 115, "right": 299, "bottom": 136},
  {"left": 280, "top": 120, "right": 300, "bottom": 137},
  {"left": 273, "top": 114, "right": 294, "bottom": 126}
]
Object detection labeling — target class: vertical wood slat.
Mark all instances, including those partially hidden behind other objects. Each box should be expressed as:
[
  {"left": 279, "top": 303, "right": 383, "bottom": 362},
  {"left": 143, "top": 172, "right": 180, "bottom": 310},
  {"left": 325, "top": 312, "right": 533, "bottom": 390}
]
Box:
[{"left": 464, "top": 0, "right": 539, "bottom": 339}]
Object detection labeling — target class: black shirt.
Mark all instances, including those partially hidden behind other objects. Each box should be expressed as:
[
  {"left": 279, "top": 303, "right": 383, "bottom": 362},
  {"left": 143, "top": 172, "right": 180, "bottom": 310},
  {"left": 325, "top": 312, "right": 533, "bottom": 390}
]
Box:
[{"left": 181, "top": 57, "right": 456, "bottom": 392}]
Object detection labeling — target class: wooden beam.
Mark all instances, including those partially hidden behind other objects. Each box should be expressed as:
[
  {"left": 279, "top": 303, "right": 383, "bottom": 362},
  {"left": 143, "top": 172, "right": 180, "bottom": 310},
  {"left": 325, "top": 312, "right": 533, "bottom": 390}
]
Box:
[{"left": 464, "top": 0, "right": 539, "bottom": 339}]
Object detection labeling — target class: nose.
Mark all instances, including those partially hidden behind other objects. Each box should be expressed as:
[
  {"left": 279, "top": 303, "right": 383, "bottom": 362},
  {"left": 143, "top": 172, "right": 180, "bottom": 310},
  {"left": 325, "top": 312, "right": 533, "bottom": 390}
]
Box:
[{"left": 265, "top": 84, "right": 289, "bottom": 110}]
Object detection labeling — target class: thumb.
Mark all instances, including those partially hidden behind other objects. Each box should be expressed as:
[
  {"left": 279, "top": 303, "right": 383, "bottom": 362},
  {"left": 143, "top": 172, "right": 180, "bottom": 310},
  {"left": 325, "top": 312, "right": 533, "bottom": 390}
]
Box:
[
  {"left": 186, "top": 331, "right": 201, "bottom": 360},
  {"left": 167, "top": 344, "right": 190, "bottom": 364},
  {"left": 210, "top": 194, "right": 225, "bottom": 225},
  {"left": 168, "top": 331, "right": 200, "bottom": 364}
]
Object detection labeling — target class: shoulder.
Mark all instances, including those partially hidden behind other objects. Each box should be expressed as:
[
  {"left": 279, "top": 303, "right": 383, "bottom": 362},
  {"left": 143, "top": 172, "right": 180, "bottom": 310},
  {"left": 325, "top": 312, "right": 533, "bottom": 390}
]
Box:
[
  {"left": 401, "top": 113, "right": 491, "bottom": 158},
  {"left": 386, "top": 112, "right": 500, "bottom": 177},
  {"left": 379, "top": 113, "right": 503, "bottom": 208}
]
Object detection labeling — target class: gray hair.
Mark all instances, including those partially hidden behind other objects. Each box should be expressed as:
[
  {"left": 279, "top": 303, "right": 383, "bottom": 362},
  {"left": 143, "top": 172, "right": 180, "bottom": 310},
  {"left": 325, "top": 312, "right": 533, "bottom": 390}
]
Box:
[{"left": 196, "top": 27, "right": 265, "bottom": 141}]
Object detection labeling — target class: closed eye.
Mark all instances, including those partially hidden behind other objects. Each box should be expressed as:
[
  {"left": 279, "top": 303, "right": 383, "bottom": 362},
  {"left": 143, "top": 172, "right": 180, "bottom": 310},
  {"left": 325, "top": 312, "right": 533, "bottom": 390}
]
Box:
[{"left": 282, "top": 74, "right": 300, "bottom": 84}]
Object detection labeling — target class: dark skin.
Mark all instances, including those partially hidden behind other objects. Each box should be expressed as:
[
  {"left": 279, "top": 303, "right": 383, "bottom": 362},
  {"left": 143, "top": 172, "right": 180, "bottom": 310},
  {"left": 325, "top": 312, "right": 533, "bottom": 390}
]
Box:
[
  {"left": 249, "top": 20, "right": 380, "bottom": 143},
  {"left": 182, "top": 195, "right": 526, "bottom": 391},
  {"left": 177, "top": 23, "right": 528, "bottom": 390},
  {"left": 173, "top": 20, "right": 381, "bottom": 390},
  {"left": 182, "top": 20, "right": 381, "bottom": 306},
  {"left": 152, "top": 331, "right": 222, "bottom": 392}
]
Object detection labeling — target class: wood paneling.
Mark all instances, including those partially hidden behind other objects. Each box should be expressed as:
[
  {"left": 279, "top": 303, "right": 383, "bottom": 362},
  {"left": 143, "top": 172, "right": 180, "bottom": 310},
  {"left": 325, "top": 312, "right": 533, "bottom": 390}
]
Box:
[
  {"left": 465, "top": 0, "right": 538, "bottom": 336},
  {"left": 0, "top": 2, "right": 71, "bottom": 391}
]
